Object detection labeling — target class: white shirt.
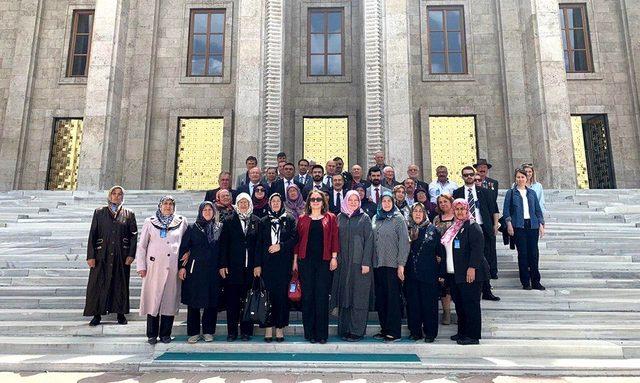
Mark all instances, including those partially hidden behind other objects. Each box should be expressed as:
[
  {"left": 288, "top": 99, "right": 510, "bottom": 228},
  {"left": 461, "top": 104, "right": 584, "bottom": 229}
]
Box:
[
  {"left": 283, "top": 178, "right": 295, "bottom": 190},
  {"left": 368, "top": 185, "right": 382, "bottom": 204},
  {"left": 239, "top": 218, "right": 249, "bottom": 267},
  {"left": 297, "top": 174, "right": 307, "bottom": 185},
  {"left": 324, "top": 175, "right": 333, "bottom": 188},
  {"left": 429, "top": 179, "right": 459, "bottom": 203},
  {"left": 248, "top": 182, "right": 259, "bottom": 196},
  {"left": 446, "top": 240, "right": 454, "bottom": 274},
  {"left": 519, "top": 188, "right": 530, "bottom": 219},
  {"left": 333, "top": 190, "right": 344, "bottom": 206},
  {"left": 270, "top": 223, "right": 280, "bottom": 245},
  {"left": 464, "top": 185, "right": 483, "bottom": 225}
]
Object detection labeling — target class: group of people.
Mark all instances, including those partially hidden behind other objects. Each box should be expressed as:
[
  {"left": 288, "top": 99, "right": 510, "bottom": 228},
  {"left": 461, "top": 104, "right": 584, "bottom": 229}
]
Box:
[{"left": 83, "top": 150, "right": 546, "bottom": 346}]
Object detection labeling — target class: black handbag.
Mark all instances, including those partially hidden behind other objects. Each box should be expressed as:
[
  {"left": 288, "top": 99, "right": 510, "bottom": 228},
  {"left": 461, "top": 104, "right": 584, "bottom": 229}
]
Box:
[{"left": 242, "top": 277, "right": 272, "bottom": 326}]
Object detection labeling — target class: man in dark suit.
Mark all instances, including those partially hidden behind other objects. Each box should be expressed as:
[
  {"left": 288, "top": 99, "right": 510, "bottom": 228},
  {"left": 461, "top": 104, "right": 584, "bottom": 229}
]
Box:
[
  {"left": 303, "top": 164, "right": 330, "bottom": 198},
  {"left": 453, "top": 166, "right": 500, "bottom": 301},
  {"left": 294, "top": 158, "right": 313, "bottom": 188},
  {"left": 271, "top": 162, "right": 305, "bottom": 198},
  {"left": 235, "top": 156, "right": 258, "bottom": 189},
  {"left": 474, "top": 159, "right": 499, "bottom": 193},
  {"left": 237, "top": 166, "right": 269, "bottom": 197},
  {"left": 204, "top": 171, "right": 239, "bottom": 202},
  {"left": 407, "top": 164, "right": 429, "bottom": 191},
  {"left": 333, "top": 156, "right": 353, "bottom": 191},
  {"left": 327, "top": 173, "right": 347, "bottom": 214}
]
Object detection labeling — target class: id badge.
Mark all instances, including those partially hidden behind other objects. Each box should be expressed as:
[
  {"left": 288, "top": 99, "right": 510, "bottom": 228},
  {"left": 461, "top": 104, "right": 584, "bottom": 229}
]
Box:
[
  {"left": 289, "top": 283, "right": 297, "bottom": 293},
  {"left": 454, "top": 239, "right": 461, "bottom": 249},
  {"left": 160, "top": 228, "right": 167, "bottom": 238}
]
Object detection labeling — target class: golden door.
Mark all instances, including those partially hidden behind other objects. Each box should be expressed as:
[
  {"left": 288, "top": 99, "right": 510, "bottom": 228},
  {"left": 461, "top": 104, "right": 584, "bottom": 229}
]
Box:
[
  {"left": 47, "top": 119, "right": 84, "bottom": 190},
  {"left": 429, "top": 116, "right": 477, "bottom": 186},
  {"left": 175, "top": 118, "right": 224, "bottom": 190},
  {"left": 303, "top": 117, "right": 349, "bottom": 169}
]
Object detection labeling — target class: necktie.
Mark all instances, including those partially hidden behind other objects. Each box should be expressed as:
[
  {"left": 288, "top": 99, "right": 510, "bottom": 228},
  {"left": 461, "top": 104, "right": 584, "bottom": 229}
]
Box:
[
  {"left": 336, "top": 192, "right": 341, "bottom": 209},
  {"left": 375, "top": 188, "right": 380, "bottom": 204},
  {"left": 468, "top": 188, "right": 476, "bottom": 218}
]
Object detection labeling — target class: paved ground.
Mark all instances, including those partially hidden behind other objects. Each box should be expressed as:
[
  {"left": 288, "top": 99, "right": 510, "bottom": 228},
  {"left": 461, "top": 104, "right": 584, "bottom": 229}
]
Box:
[{"left": 0, "top": 373, "right": 638, "bottom": 383}]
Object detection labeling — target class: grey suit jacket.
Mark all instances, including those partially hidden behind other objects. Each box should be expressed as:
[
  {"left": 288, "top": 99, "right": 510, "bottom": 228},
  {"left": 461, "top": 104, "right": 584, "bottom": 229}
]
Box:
[{"left": 365, "top": 185, "right": 391, "bottom": 204}]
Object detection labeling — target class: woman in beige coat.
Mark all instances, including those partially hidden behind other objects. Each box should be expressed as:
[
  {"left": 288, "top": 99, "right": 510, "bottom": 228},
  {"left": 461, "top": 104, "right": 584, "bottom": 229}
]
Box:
[{"left": 136, "top": 196, "right": 188, "bottom": 344}]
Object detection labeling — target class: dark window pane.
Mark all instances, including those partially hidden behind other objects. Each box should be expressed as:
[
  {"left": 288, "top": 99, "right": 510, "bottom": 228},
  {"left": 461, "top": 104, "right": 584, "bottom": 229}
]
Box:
[
  {"left": 448, "top": 52, "right": 464, "bottom": 73},
  {"left": 191, "top": 55, "right": 205, "bottom": 75},
  {"left": 193, "top": 35, "right": 206, "bottom": 54},
  {"left": 570, "top": 8, "right": 583, "bottom": 28},
  {"left": 447, "top": 31, "right": 461, "bottom": 51},
  {"left": 572, "top": 29, "right": 585, "bottom": 49},
  {"left": 573, "top": 50, "right": 588, "bottom": 71},
  {"left": 310, "top": 55, "right": 325, "bottom": 75},
  {"left": 209, "top": 34, "right": 224, "bottom": 54},
  {"left": 327, "top": 34, "right": 341, "bottom": 54},
  {"left": 77, "top": 14, "right": 91, "bottom": 33},
  {"left": 71, "top": 56, "right": 87, "bottom": 76},
  {"left": 431, "top": 53, "right": 445, "bottom": 73},
  {"left": 208, "top": 56, "right": 223, "bottom": 76},
  {"left": 74, "top": 35, "right": 89, "bottom": 54},
  {"left": 430, "top": 31, "right": 445, "bottom": 52},
  {"left": 446, "top": 10, "right": 461, "bottom": 30},
  {"left": 193, "top": 13, "right": 207, "bottom": 34},
  {"left": 310, "top": 34, "right": 324, "bottom": 54},
  {"left": 428, "top": 11, "right": 443, "bottom": 31},
  {"left": 327, "top": 12, "right": 342, "bottom": 33},
  {"left": 327, "top": 54, "right": 342, "bottom": 75},
  {"left": 211, "top": 13, "right": 225, "bottom": 34},
  {"left": 310, "top": 12, "right": 325, "bottom": 33}
]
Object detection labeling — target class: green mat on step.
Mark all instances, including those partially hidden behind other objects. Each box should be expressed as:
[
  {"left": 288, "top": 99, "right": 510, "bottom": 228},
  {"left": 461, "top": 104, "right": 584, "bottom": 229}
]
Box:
[{"left": 155, "top": 352, "right": 420, "bottom": 363}]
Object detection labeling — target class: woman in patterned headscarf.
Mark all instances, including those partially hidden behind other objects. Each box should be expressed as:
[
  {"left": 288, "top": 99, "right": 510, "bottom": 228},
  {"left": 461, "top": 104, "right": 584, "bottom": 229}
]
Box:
[
  {"left": 136, "top": 195, "right": 188, "bottom": 345},
  {"left": 284, "top": 184, "right": 305, "bottom": 221}
]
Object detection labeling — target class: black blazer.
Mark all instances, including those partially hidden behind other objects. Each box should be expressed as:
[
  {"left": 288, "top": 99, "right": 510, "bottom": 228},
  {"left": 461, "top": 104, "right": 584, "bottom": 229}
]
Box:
[
  {"left": 327, "top": 189, "right": 346, "bottom": 214},
  {"left": 448, "top": 221, "right": 489, "bottom": 284},
  {"left": 204, "top": 188, "right": 238, "bottom": 203},
  {"left": 178, "top": 223, "right": 221, "bottom": 308},
  {"left": 453, "top": 186, "right": 497, "bottom": 234},
  {"left": 219, "top": 212, "right": 260, "bottom": 285},
  {"left": 406, "top": 225, "right": 446, "bottom": 284},
  {"left": 483, "top": 177, "right": 499, "bottom": 193},
  {"left": 271, "top": 178, "right": 305, "bottom": 199},
  {"left": 237, "top": 182, "right": 270, "bottom": 198},
  {"left": 255, "top": 213, "right": 298, "bottom": 268},
  {"left": 361, "top": 198, "right": 377, "bottom": 218}
]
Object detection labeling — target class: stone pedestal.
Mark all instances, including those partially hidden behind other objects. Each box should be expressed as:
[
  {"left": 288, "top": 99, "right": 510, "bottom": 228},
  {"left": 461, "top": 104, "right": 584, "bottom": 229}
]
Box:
[{"left": 77, "top": 0, "right": 130, "bottom": 190}]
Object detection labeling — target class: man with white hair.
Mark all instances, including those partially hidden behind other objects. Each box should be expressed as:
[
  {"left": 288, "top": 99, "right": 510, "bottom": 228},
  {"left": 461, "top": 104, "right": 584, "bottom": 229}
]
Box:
[{"left": 381, "top": 166, "right": 400, "bottom": 189}]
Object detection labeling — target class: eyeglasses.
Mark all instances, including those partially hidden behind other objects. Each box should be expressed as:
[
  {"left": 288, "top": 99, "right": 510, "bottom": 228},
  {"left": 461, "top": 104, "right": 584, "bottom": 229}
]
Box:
[
  {"left": 309, "top": 197, "right": 323, "bottom": 203},
  {"left": 462, "top": 173, "right": 475, "bottom": 177},
  {"left": 255, "top": 188, "right": 265, "bottom": 192}
]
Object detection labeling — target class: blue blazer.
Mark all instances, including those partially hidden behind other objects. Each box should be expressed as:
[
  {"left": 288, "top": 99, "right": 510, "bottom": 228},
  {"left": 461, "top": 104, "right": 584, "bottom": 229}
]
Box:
[{"left": 503, "top": 187, "right": 544, "bottom": 229}]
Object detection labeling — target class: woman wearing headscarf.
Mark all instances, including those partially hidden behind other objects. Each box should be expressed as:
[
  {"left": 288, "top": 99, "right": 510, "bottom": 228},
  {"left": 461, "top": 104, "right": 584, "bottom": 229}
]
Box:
[
  {"left": 293, "top": 190, "right": 339, "bottom": 344},
  {"left": 414, "top": 187, "right": 437, "bottom": 221},
  {"left": 84, "top": 186, "right": 138, "bottom": 326},
  {"left": 372, "top": 192, "right": 410, "bottom": 342},
  {"left": 219, "top": 193, "right": 260, "bottom": 341},
  {"left": 393, "top": 185, "right": 411, "bottom": 223},
  {"left": 136, "top": 196, "right": 188, "bottom": 344},
  {"left": 331, "top": 190, "right": 374, "bottom": 342},
  {"left": 254, "top": 193, "right": 298, "bottom": 342},
  {"left": 441, "top": 199, "right": 489, "bottom": 345},
  {"left": 284, "top": 184, "right": 305, "bottom": 221},
  {"left": 405, "top": 203, "right": 445, "bottom": 342},
  {"left": 353, "top": 183, "right": 376, "bottom": 218},
  {"left": 215, "top": 189, "right": 235, "bottom": 222},
  {"left": 178, "top": 201, "right": 223, "bottom": 344},
  {"left": 252, "top": 185, "right": 269, "bottom": 219},
  {"left": 433, "top": 193, "right": 455, "bottom": 325}
]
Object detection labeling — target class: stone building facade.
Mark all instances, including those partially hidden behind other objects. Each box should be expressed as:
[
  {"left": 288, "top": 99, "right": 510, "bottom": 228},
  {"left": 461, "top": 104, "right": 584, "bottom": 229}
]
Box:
[{"left": 0, "top": 0, "right": 638, "bottom": 191}]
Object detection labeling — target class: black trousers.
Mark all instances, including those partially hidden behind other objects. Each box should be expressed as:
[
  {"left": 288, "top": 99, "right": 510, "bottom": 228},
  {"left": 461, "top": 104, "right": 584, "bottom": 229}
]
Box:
[
  {"left": 225, "top": 283, "right": 254, "bottom": 337},
  {"left": 484, "top": 229, "right": 498, "bottom": 278},
  {"left": 187, "top": 306, "right": 218, "bottom": 336},
  {"left": 448, "top": 274, "right": 482, "bottom": 340},
  {"left": 299, "top": 258, "right": 330, "bottom": 341},
  {"left": 514, "top": 220, "right": 541, "bottom": 286},
  {"left": 146, "top": 314, "right": 174, "bottom": 339},
  {"left": 405, "top": 278, "right": 439, "bottom": 339},
  {"left": 374, "top": 267, "right": 402, "bottom": 339}
]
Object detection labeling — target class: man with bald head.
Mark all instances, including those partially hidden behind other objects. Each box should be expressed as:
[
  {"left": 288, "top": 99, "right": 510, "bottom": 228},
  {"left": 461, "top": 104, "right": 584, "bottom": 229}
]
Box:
[
  {"left": 350, "top": 164, "right": 365, "bottom": 188},
  {"left": 238, "top": 166, "right": 269, "bottom": 196},
  {"left": 324, "top": 160, "right": 336, "bottom": 188},
  {"left": 407, "top": 164, "right": 428, "bottom": 190}
]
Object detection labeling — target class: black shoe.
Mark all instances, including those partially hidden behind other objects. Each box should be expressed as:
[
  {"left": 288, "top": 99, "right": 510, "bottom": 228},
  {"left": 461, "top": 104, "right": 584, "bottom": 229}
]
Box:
[
  {"left": 276, "top": 337, "right": 285, "bottom": 343},
  {"left": 160, "top": 336, "right": 172, "bottom": 344},
  {"left": 450, "top": 334, "right": 460, "bottom": 341},
  {"left": 523, "top": 284, "right": 532, "bottom": 290},
  {"left": 318, "top": 339, "right": 327, "bottom": 344},
  {"left": 241, "top": 334, "right": 251, "bottom": 341},
  {"left": 346, "top": 335, "right": 362, "bottom": 342},
  {"left": 384, "top": 336, "right": 400, "bottom": 343},
  {"left": 408, "top": 334, "right": 422, "bottom": 341},
  {"left": 89, "top": 315, "right": 101, "bottom": 326},
  {"left": 147, "top": 337, "right": 157, "bottom": 345},
  {"left": 482, "top": 292, "right": 501, "bottom": 301},
  {"left": 264, "top": 337, "right": 273, "bottom": 343},
  {"left": 457, "top": 337, "right": 479, "bottom": 345},
  {"left": 227, "top": 335, "right": 237, "bottom": 342},
  {"left": 532, "top": 283, "right": 546, "bottom": 291},
  {"left": 310, "top": 338, "right": 316, "bottom": 344},
  {"left": 424, "top": 337, "right": 435, "bottom": 343},
  {"left": 373, "top": 332, "right": 386, "bottom": 340},
  {"left": 491, "top": 274, "right": 499, "bottom": 280},
  {"left": 341, "top": 335, "right": 349, "bottom": 341},
  {"left": 117, "top": 314, "right": 127, "bottom": 325}
]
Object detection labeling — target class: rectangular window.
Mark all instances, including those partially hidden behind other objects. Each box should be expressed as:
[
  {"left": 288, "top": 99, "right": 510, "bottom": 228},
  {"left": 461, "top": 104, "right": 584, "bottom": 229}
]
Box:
[
  {"left": 559, "top": 4, "right": 593, "bottom": 73},
  {"left": 47, "top": 119, "right": 84, "bottom": 190},
  {"left": 427, "top": 6, "right": 467, "bottom": 74},
  {"left": 303, "top": 117, "right": 349, "bottom": 168},
  {"left": 308, "top": 8, "right": 344, "bottom": 76},
  {"left": 66, "top": 10, "right": 94, "bottom": 77},
  {"left": 188, "top": 9, "right": 226, "bottom": 77},
  {"left": 175, "top": 118, "right": 224, "bottom": 190},
  {"left": 429, "top": 116, "right": 477, "bottom": 185}
]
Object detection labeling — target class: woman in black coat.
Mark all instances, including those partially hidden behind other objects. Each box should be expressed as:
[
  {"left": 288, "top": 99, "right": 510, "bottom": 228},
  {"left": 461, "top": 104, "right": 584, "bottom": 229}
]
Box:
[
  {"left": 441, "top": 198, "right": 489, "bottom": 345},
  {"left": 405, "top": 202, "right": 445, "bottom": 343},
  {"left": 254, "top": 193, "right": 298, "bottom": 342},
  {"left": 178, "top": 201, "right": 222, "bottom": 344},
  {"left": 219, "top": 193, "right": 261, "bottom": 341}
]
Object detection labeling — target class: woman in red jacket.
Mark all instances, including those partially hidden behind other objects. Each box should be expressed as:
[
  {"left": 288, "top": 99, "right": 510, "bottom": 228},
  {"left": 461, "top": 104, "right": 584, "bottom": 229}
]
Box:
[{"left": 293, "top": 190, "right": 339, "bottom": 344}]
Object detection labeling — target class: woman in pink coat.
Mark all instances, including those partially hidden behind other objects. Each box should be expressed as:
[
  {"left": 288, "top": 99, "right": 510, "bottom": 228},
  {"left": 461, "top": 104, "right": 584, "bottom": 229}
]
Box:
[{"left": 136, "top": 196, "right": 188, "bottom": 344}]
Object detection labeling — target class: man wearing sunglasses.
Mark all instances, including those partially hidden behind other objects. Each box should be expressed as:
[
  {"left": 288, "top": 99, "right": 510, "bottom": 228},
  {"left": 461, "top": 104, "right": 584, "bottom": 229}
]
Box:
[{"left": 453, "top": 166, "right": 500, "bottom": 301}]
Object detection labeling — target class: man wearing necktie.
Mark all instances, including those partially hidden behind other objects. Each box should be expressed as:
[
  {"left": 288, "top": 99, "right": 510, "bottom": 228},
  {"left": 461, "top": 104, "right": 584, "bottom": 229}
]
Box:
[
  {"left": 365, "top": 166, "right": 391, "bottom": 204},
  {"left": 328, "top": 174, "right": 346, "bottom": 214},
  {"left": 453, "top": 166, "right": 500, "bottom": 302},
  {"left": 272, "top": 162, "right": 305, "bottom": 198},
  {"left": 303, "top": 164, "right": 330, "bottom": 198}
]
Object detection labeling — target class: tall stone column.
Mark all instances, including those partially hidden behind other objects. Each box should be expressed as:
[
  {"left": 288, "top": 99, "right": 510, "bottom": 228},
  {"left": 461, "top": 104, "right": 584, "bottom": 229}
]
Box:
[
  {"left": 520, "top": 0, "right": 576, "bottom": 188},
  {"left": 383, "top": 0, "right": 414, "bottom": 175},
  {"left": 362, "top": 0, "right": 384, "bottom": 167},
  {"left": 77, "top": 0, "right": 130, "bottom": 190},
  {"left": 0, "top": 0, "right": 43, "bottom": 190},
  {"left": 233, "top": 0, "right": 265, "bottom": 177}
]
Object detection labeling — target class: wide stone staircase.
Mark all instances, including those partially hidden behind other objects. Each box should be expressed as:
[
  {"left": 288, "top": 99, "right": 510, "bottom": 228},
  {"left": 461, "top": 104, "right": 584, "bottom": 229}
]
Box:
[{"left": 0, "top": 189, "right": 639, "bottom": 375}]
